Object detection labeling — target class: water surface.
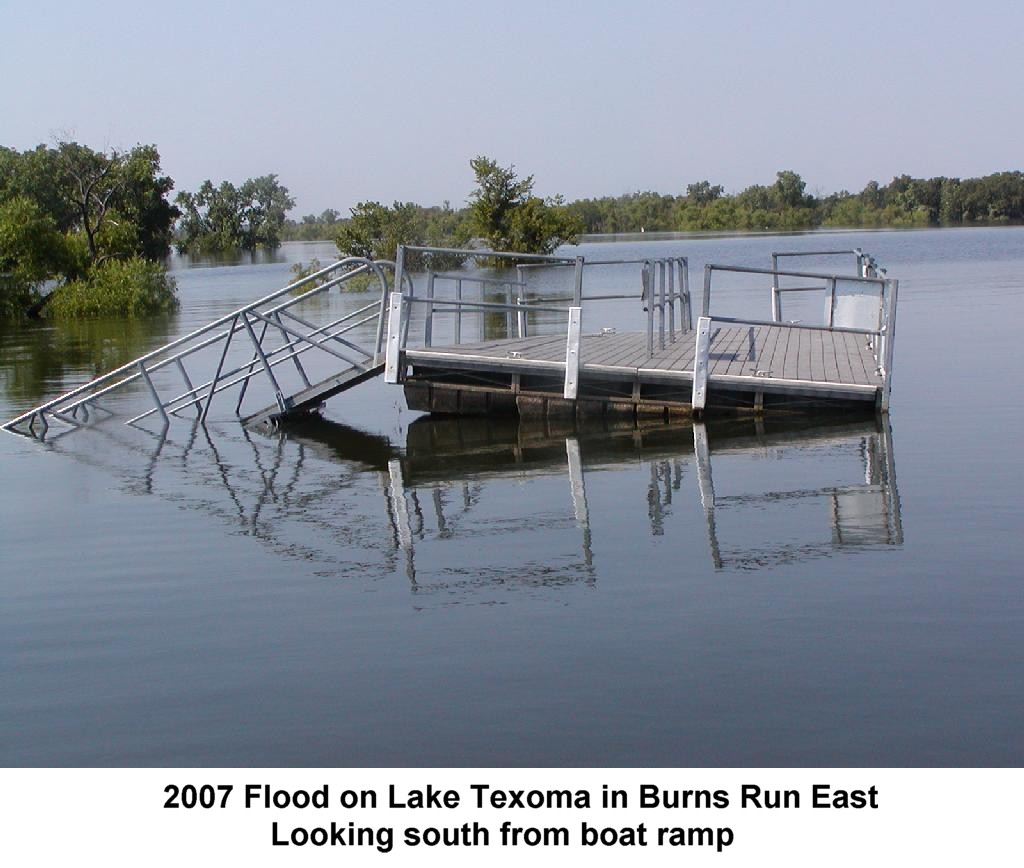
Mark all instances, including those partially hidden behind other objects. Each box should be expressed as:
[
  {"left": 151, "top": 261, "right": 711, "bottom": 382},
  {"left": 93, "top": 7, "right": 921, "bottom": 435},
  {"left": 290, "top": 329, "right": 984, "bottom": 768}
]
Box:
[{"left": 1, "top": 228, "right": 1021, "bottom": 766}]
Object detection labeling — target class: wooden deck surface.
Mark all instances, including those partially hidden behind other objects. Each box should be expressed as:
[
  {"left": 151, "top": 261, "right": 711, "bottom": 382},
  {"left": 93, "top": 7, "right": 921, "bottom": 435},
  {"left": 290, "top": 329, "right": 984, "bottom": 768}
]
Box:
[{"left": 406, "top": 325, "right": 882, "bottom": 390}]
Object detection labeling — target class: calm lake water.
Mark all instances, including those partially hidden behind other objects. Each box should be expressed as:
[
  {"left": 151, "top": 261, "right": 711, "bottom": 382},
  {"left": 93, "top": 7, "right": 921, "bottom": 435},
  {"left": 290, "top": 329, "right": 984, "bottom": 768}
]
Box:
[{"left": 1, "top": 228, "right": 1022, "bottom": 766}]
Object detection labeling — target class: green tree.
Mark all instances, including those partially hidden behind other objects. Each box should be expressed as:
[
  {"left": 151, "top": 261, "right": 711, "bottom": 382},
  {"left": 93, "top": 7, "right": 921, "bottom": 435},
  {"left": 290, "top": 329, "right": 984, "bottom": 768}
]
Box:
[
  {"left": 686, "top": 180, "right": 724, "bottom": 204},
  {"left": 465, "top": 156, "right": 580, "bottom": 254},
  {"left": 51, "top": 142, "right": 177, "bottom": 264},
  {"left": 773, "top": 170, "right": 810, "bottom": 209},
  {"left": 0, "top": 197, "right": 76, "bottom": 286},
  {"left": 46, "top": 257, "right": 178, "bottom": 319},
  {"left": 175, "top": 175, "right": 295, "bottom": 253},
  {"left": 336, "top": 201, "right": 467, "bottom": 271},
  {"left": 0, "top": 141, "right": 178, "bottom": 317}
]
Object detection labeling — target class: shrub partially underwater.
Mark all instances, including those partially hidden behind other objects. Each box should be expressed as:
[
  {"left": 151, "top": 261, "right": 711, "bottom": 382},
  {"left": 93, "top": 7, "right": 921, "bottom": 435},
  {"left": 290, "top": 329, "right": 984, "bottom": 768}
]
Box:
[{"left": 46, "top": 258, "right": 179, "bottom": 319}]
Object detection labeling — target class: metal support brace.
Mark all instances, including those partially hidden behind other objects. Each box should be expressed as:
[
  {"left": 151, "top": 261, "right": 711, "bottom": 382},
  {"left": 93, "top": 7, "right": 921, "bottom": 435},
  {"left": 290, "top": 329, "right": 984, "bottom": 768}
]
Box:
[
  {"left": 702, "top": 265, "right": 713, "bottom": 317},
  {"left": 563, "top": 306, "right": 582, "bottom": 400},
  {"left": 572, "top": 257, "right": 584, "bottom": 306},
  {"left": 233, "top": 318, "right": 266, "bottom": 416},
  {"left": 49, "top": 409, "right": 82, "bottom": 428},
  {"left": 384, "top": 292, "right": 404, "bottom": 384},
  {"left": 275, "top": 312, "right": 311, "bottom": 387},
  {"left": 241, "top": 313, "right": 288, "bottom": 412},
  {"left": 138, "top": 362, "right": 169, "bottom": 427},
  {"left": 692, "top": 316, "right": 712, "bottom": 414},
  {"left": 175, "top": 359, "right": 203, "bottom": 415}
]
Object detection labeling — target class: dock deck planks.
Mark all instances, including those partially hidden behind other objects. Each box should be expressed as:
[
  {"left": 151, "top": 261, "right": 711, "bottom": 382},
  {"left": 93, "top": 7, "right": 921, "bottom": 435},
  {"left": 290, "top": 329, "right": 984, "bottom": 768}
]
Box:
[{"left": 406, "top": 323, "right": 882, "bottom": 408}]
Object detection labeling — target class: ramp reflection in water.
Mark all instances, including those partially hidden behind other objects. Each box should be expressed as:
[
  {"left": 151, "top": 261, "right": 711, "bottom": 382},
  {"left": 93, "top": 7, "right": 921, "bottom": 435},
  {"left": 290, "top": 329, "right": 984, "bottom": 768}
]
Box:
[{"left": 45, "top": 409, "right": 902, "bottom": 591}]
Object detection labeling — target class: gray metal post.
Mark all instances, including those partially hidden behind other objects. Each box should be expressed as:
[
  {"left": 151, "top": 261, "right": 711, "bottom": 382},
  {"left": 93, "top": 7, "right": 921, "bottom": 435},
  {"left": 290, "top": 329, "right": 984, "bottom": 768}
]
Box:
[
  {"left": 682, "top": 257, "right": 691, "bottom": 331},
  {"left": 505, "top": 281, "right": 514, "bottom": 337},
  {"left": 645, "top": 260, "right": 655, "bottom": 358},
  {"left": 771, "top": 253, "right": 781, "bottom": 321},
  {"left": 516, "top": 265, "right": 527, "bottom": 338},
  {"left": 572, "top": 256, "right": 584, "bottom": 306},
  {"left": 397, "top": 247, "right": 413, "bottom": 348},
  {"left": 658, "top": 260, "right": 667, "bottom": 350},
  {"left": 424, "top": 272, "right": 435, "bottom": 347},
  {"left": 667, "top": 259, "right": 676, "bottom": 342},
  {"left": 373, "top": 261, "right": 391, "bottom": 363},
  {"left": 702, "top": 265, "right": 713, "bottom": 317},
  {"left": 454, "top": 278, "right": 463, "bottom": 344}
]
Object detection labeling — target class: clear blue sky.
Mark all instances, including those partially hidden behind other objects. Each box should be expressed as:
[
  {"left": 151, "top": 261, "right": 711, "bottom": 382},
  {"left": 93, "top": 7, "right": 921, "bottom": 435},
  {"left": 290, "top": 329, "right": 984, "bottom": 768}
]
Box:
[{"left": 3, "top": 0, "right": 1021, "bottom": 215}]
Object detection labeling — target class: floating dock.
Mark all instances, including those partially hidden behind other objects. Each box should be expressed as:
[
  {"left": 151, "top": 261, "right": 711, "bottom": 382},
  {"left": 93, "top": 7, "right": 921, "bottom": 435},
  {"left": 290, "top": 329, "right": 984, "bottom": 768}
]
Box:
[
  {"left": 386, "top": 246, "right": 898, "bottom": 420},
  {"left": 2, "top": 245, "right": 898, "bottom": 440}
]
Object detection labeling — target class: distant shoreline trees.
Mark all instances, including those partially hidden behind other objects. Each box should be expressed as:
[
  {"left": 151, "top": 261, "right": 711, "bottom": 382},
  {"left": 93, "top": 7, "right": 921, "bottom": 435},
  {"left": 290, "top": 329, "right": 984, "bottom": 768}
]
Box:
[
  {"left": 296, "top": 169, "right": 1024, "bottom": 249},
  {"left": 4, "top": 135, "right": 1024, "bottom": 322},
  {"left": 566, "top": 170, "right": 1024, "bottom": 234}
]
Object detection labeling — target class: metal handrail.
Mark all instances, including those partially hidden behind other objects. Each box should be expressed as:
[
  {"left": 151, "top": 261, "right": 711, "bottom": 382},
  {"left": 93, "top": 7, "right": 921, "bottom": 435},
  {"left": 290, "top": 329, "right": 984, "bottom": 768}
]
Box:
[
  {"left": 702, "top": 263, "right": 890, "bottom": 328},
  {"left": 705, "top": 314, "right": 882, "bottom": 337},
  {"left": 708, "top": 263, "right": 888, "bottom": 284},
  {"left": 400, "top": 246, "right": 575, "bottom": 263},
  {"left": 696, "top": 257, "right": 899, "bottom": 410},
  {"left": 390, "top": 246, "right": 691, "bottom": 364},
  {"left": 3, "top": 256, "right": 395, "bottom": 436},
  {"left": 401, "top": 295, "right": 569, "bottom": 315}
]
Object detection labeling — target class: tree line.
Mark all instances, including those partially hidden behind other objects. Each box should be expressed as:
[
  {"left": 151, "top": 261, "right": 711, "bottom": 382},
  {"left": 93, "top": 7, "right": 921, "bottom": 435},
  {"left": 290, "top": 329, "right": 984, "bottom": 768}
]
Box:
[
  {"left": 288, "top": 168, "right": 1024, "bottom": 247},
  {"left": 3, "top": 137, "right": 1024, "bottom": 321},
  {"left": 565, "top": 170, "right": 1024, "bottom": 233}
]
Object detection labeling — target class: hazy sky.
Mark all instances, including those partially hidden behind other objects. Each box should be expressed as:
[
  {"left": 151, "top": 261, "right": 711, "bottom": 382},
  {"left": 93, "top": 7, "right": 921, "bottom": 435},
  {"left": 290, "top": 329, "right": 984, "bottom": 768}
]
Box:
[{"left": 3, "top": 0, "right": 1021, "bottom": 215}]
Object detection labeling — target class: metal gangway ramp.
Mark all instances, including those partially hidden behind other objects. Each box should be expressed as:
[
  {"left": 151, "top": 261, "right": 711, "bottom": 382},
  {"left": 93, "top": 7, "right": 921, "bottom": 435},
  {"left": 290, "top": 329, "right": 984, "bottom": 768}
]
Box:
[{"left": 2, "top": 257, "right": 396, "bottom": 439}]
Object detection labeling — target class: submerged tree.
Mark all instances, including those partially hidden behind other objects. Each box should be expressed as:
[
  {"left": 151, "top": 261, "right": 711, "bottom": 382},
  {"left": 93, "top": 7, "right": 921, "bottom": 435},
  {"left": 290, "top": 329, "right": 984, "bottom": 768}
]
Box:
[
  {"left": 0, "top": 141, "right": 179, "bottom": 318},
  {"left": 466, "top": 156, "right": 581, "bottom": 254},
  {"left": 335, "top": 200, "right": 469, "bottom": 271},
  {"left": 174, "top": 174, "right": 296, "bottom": 254}
]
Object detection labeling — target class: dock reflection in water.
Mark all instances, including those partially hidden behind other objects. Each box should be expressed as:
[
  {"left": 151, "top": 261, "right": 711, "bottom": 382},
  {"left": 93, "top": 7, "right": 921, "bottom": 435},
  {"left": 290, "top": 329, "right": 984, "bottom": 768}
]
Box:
[
  {"left": 393, "top": 413, "right": 902, "bottom": 578},
  {"left": 43, "top": 410, "right": 902, "bottom": 591}
]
